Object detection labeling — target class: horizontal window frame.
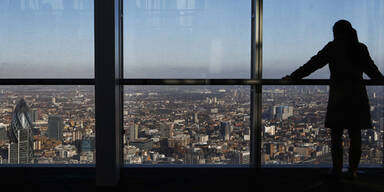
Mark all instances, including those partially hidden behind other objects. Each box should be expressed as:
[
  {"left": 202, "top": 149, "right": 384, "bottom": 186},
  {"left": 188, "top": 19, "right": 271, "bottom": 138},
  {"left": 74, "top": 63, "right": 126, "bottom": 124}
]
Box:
[
  {"left": 122, "top": 79, "right": 384, "bottom": 86},
  {"left": 0, "top": 79, "right": 94, "bottom": 85},
  {"left": 1, "top": 79, "right": 382, "bottom": 86}
]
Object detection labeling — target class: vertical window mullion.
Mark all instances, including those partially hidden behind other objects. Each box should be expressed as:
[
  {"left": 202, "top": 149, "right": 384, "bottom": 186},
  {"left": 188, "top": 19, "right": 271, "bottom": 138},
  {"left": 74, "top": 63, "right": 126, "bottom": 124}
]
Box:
[
  {"left": 251, "top": 0, "right": 263, "bottom": 169},
  {"left": 95, "top": 0, "right": 123, "bottom": 186},
  {"left": 256, "top": 0, "right": 263, "bottom": 169}
]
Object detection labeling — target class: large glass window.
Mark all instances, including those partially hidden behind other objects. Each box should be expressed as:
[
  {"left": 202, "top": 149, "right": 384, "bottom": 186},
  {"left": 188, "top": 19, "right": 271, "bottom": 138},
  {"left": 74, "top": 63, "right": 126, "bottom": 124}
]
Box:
[
  {"left": 361, "top": 86, "right": 383, "bottom": 166},
  {"left": 0, "top": 0, "right": 95, "bottom": 166},
  {"left": 261, "top": 0, "right": 384, "bottom": 168},
  {"left": 123, "top": 0, "right": 251, "bottom": 79},
  {"left": 0, "top": 0, "right": 382, "bottom": 172},
  {"left": 262, "top": 86, "right": 330, "bottom": 166},
  {"left": 0, "top": 0, "right": 94, "bottom": 78},
  {"left": 0, "top": 86, "right": 95, "bottom": 164},
  {"left": 123, "top": 86, "right": 250, "bottom": 165},
  {"left": 263, "top": 0, "right": 384, "bottom": 79},
  {"left": 262, "top": 86, "right": 383, "bottom": 167}
]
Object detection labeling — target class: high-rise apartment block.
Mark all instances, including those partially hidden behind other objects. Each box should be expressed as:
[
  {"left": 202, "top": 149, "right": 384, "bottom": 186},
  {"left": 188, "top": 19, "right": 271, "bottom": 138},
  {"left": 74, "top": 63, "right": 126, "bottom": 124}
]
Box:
[
  {"left": 48, "top": 116, "right": 64, "bottom": 141},
  {"left": 270, "top": 105, "right": 293, "bottom": 120}
]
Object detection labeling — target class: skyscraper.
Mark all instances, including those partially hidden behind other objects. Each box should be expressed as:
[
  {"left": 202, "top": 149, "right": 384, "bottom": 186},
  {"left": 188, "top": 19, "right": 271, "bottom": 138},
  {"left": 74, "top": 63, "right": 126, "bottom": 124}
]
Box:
[
  {"left": 0, "top": 125, "right": 7, "bottom": 144},
  {"left": 31, "top": 109, "right": 39, "bottom": 122},
  {"left": 220, "top": 121, "right": 231, "bottom": 141},
  {"left": 48, "top": 115, "right": 64, "bottom": 141},
  {"left": 8, "top": 99, "right": 34, "bottom": 164},
  {"left": 193, "top": 112, "right": 199, "bottom": 124},
  {"left": 271, "top": 105, "right": 294, "bottom": 120},
  {"left": 129, "top": 123, "right": 138, "bottom": 141}
]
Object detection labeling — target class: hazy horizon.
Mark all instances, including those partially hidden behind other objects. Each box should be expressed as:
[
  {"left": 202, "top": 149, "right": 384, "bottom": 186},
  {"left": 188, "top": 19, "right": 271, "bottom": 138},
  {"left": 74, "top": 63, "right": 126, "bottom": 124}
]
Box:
[{"left": 0, "top": 0, "right": 383, "bottom": 79}]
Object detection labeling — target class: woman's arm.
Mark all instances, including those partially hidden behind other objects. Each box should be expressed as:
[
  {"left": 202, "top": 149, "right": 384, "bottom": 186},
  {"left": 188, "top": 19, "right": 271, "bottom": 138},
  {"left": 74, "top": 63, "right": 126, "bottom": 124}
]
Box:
[
  {"left": 287, "top": 42, "right": 332, "bottom": 80},
  {"left": 361, "top": 44, "right": 384, "bottom": 80}
]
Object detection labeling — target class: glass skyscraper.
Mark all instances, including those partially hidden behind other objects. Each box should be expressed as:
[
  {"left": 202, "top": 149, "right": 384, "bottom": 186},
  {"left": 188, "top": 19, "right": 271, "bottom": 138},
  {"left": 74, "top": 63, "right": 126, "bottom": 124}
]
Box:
[{"left": 8, "top": 99, "right": 34, "bottom": 164}]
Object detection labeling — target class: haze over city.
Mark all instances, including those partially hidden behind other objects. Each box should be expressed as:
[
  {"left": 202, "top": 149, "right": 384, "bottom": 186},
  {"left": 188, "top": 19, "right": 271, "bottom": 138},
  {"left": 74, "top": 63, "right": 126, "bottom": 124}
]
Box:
[{"left": 0, "top": 0, "right": 383, "bottom": 78}]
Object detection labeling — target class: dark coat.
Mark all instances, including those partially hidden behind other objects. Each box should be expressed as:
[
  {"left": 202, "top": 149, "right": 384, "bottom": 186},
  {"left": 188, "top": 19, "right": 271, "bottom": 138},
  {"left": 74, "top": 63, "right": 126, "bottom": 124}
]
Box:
[{"left": 290, "top": 41, "right": 384, "bottom": 130}]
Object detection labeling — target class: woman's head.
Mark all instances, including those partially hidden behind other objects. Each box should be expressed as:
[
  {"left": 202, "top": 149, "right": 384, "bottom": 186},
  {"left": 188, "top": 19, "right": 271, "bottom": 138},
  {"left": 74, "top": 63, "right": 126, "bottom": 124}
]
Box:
[{"left": 333, "top": 20, "right": 358, "bottom": 42}]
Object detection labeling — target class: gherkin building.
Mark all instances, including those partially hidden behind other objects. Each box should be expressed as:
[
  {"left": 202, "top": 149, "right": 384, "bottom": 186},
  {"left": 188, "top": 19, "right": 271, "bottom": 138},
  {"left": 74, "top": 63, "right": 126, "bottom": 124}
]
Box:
[{"left": 8, "top": 99, "right": 34, "bottom": 164}]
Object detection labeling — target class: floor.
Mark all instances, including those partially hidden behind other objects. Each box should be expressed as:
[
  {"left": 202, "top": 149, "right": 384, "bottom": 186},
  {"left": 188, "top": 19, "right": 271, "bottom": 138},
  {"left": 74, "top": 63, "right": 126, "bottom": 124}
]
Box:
[{"left": 1, "top": 168, "right": 384, "bottom": 192}]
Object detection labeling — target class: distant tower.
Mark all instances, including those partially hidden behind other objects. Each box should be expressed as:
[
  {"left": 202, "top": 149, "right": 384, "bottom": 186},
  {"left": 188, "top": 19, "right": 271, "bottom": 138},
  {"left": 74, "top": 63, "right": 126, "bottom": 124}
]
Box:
[
  {"left": 273, "top": 105, "right": 293, "bottom": 120},
  {"left": 129, "top": 123, "right": 139, "bottom": 141},
  {"left": 8, "top": 99, "right": 34, "bottom": 164},
  {"left": 220, "top": 122, "right": 231, "bottom": 141},
  {"left": 48, "top": 116, "right": 64, "bottom": 141},
  {"left": 193, "top": 112, "right": 199, "bottom": 124},
  {"left": 31, "top": 109, "right": 39, "bottom": 122}
]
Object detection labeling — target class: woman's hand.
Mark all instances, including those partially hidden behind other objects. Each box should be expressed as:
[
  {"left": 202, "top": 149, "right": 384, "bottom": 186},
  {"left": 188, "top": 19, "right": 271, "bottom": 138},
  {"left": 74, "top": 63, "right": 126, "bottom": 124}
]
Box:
[{"left": 282, "top": 75, "right": 293, "bottom": 80}]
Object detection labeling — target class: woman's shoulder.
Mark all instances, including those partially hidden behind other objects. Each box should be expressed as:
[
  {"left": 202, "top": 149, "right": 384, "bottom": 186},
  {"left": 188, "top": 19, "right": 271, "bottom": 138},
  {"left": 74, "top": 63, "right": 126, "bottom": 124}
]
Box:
[
  {"left": 318, "top": 41, "right": 335, "bottom": 53},
  {"left": 357, "top": 42, "right": 368, "bottom": 51},
  {"left": 327, "top": 41, "right": 367, "bottom": 50},
  {"left": 322, "top": 41, "right": 337, "bottom": 50}
]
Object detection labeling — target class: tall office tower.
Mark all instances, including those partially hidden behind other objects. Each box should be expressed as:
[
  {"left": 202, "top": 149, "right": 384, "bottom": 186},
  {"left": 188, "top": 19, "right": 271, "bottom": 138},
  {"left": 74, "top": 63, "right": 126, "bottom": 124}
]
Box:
[
  {"left": 31, "top": 109, "right": 39, "bottom": 122},
  {"left": 272, "top": 105, "right": 294, "bottom": 120},
  {"left": 0, "top": 126, "right": 7, "bottom": 144},
  {"left": 193, "top": 112, "right": 199, "bottom": 124},
  {"left": 220, "top": 121, "right": 231, "bottom": 141},
  {"left": 160, "top": 122, "right": 174, "bottom": 138},
  {"left": 129, "top": 123, "right": 138, "bottom": 141},
  {"left": 8, "top": 99, "right": 34, "bottom": 164},
  {"left": 48, "top": 116, "right": 64, "bottom": 141}
]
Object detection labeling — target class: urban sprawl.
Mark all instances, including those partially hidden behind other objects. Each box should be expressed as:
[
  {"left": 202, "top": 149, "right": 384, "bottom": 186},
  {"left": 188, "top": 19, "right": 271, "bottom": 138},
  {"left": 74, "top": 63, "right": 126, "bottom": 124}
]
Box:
[{"left": 0, "top": 86, "right": 382, "bottom": 166}]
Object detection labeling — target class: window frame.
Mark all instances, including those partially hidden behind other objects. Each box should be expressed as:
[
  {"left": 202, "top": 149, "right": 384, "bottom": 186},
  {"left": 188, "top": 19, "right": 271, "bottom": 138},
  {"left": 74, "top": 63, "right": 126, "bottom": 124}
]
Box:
[{"left": 0, "top": 0, "right": 383, "bottom": 186}]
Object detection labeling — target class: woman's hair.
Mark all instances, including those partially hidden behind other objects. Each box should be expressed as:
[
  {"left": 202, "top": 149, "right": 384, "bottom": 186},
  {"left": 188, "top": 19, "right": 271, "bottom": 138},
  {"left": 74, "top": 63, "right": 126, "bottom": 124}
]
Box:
[
  {"left": 333, "top": 20, "right": 360, "bottom": 64},
  {"left": 333, "top": 20, "right": 358, "bottom": 43}
]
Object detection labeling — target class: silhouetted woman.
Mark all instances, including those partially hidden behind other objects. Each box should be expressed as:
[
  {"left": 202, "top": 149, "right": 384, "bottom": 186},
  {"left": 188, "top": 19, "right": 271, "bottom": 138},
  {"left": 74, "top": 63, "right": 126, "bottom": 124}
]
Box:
[{"left": 283, "top": 20, "right": 384, "bottom": 179}]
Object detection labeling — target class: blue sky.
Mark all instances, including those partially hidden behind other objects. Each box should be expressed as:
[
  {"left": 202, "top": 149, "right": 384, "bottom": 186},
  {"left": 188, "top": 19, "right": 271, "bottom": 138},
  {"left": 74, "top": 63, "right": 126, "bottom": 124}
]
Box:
[
  {"left": 263, "top": 0, "right": 384, "bottom": 78},
  {"left": 0, "top": 0, "right": 383, "bottom": 79}
]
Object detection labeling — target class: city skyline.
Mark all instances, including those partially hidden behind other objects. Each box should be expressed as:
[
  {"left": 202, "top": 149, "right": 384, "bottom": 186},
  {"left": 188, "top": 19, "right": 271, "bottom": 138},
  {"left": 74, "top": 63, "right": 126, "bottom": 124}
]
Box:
[{"left": 0, "top": 86, "right": 382, "bottom": 165}]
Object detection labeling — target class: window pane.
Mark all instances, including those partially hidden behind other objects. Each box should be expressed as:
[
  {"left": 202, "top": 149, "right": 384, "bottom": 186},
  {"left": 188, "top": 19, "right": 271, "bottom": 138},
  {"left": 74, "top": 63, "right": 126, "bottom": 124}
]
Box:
[
  {"left": 263, "top": 0, "right": 384, "bottom": 79},
  {"left": 124, "top": 0, "right": 251, "bottom": 79},
  {"left": 0, "top": 86, "right": 95, "bottom": 165},
  {"left": 0, "top": 0, "right": 94, "bottom": 78},
  {"left": 262, "top": 86, "right": 383, "bottom": 167},
  {"left": 364, "top": 86, "right": 383, "bottom": 166},
  {"left": 124, "top": 86, "right": 250, "bottom": 165}
]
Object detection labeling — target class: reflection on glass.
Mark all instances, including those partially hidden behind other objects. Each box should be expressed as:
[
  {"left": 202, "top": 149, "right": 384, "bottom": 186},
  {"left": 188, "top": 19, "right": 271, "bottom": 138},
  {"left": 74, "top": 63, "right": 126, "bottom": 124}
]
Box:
[
  {"left": 262, "top": 86, "right": 383, "bottom": 167},
  {"left": 0, "top": 0, "right": 94, "bottom": 78},
  {"left": 124, "top": 0, "right": 251, "bottom": 78},
  {"left": 123, "top": 86, "right": 250, "bottom": 165},
  {"left": 264, "top": 0, "right": 384, "bottom": 79},
  {"left": 0, "top": 86, "right": 95, "bottom": 164}
]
